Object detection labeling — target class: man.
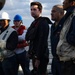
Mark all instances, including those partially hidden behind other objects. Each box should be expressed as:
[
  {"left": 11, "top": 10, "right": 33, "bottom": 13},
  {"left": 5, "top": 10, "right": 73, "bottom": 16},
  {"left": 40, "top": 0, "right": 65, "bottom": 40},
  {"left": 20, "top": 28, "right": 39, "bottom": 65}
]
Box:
[
  {"left": 0, "top": 1, "right": 6, "bottom": 75},
  {"left": 50, "top": 5, "right": 64, "bottom": 75},
  {"left": 0, "top": 12, "right": 18, "bottom": 75},
  {"left": 56, "top": 0, "right": 75, "bottom": 75},
  {"left": 12, "top": 14, "right": 31, "bottom": 75},
  {"left": 25, "top": 1, "right": 52, "bottom": 75}
]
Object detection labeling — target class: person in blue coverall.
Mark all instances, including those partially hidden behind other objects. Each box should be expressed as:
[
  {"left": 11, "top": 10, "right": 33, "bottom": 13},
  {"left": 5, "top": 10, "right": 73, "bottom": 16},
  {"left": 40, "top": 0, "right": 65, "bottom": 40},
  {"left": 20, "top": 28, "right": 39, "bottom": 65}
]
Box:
[{"left": 50, "top": 5, "right": 64, "bottom": 75}]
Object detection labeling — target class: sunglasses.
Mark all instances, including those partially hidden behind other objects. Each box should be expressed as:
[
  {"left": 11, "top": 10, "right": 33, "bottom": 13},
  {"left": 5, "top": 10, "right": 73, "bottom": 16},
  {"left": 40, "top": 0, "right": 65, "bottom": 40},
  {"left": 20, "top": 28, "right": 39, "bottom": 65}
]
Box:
[{"left": 14, "top": 20, "right": 21, "bottom": 22}]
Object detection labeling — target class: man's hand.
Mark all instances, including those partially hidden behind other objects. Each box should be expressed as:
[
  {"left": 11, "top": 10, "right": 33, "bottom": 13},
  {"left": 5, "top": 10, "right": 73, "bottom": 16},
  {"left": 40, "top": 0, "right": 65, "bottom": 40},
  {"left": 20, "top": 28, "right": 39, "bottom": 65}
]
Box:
[{"left": 35, "top": 59, "right": 40, "bottom": 69}]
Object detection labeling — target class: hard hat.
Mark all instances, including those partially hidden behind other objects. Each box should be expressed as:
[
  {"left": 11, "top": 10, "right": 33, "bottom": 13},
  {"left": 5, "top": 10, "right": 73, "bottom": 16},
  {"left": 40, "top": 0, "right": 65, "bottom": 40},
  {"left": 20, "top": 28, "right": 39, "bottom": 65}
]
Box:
[
  {"left": 0, "top": 12, "right": 10, "bottom": 20},
  {"left": 0, "top": 0, "right": 6, "bottom": 10},
  {"left": 14, "top": 14, "right": 22, "bottom": 21}
]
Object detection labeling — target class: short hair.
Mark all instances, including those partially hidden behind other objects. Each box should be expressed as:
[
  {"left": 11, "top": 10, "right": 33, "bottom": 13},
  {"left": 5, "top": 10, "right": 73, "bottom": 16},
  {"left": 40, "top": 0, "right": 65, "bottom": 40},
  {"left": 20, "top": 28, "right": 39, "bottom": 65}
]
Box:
[
  {"left": 53, "top": 5, "right": 64, "bottom": 14},
  {"left": 69, "top": 0, "right": 75, "bottom": 3},
  {"left": 30, "top": 1, "right": 42, "bottom": 11}
]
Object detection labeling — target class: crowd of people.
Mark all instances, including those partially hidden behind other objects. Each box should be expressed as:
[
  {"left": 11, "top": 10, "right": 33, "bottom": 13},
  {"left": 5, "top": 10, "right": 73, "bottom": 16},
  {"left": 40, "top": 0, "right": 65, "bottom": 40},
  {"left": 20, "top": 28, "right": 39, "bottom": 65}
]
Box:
[{"left": 0, "top": 0, "right": 75, "bottom": 75}]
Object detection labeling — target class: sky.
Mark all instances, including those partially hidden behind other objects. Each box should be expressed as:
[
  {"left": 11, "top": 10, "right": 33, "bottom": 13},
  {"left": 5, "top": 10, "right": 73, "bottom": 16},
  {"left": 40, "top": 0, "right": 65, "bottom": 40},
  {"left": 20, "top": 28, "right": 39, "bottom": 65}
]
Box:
[{"left": 0, "top": 0, "right": 63, "bottom": 27}]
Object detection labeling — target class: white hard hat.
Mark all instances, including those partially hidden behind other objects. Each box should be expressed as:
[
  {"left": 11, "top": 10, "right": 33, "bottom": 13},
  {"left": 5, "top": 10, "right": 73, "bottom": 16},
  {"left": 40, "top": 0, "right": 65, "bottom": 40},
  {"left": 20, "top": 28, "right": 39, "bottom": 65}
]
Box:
[{"left": 0, "top": 12, "right": 10, "bottom": 20}]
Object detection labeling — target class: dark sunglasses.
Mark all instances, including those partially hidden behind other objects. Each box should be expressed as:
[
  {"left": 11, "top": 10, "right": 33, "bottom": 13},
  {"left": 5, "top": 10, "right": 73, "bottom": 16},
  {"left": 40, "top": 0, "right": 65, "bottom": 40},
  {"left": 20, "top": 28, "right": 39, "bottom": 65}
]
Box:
[{"left": 14, "top": 20, "right": 20, "bottom": 22}]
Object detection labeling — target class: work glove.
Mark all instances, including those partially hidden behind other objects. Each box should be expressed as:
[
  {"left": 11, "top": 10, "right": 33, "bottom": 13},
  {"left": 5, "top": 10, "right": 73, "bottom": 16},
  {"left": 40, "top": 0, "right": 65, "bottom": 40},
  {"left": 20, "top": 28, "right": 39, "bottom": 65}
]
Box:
[
  {"left": 0, "top": 50, "right": 7, "bottom": 61},
  {"left": 0, "top": 40, "right": 6, "bottom": 49},
  {"left": 0, "top": 40, "right": 6, "bottom": 61}
]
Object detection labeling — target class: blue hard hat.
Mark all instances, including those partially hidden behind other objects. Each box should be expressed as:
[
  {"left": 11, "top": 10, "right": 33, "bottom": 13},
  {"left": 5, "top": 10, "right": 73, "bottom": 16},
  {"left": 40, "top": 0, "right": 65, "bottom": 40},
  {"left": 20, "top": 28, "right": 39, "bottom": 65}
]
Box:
[{"left": 14, "top": 14, "right": 22, "bottom": 21}]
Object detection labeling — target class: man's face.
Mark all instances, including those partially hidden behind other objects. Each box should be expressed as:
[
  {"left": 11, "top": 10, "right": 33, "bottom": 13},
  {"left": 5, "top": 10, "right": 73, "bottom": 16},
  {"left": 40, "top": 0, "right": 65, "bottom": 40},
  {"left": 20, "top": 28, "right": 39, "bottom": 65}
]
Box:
[
  {"left": 30, "top": 5, "right": 41, "bottom": 19},
  {"left": 51, "top": 7, "right": 60, "bottom": 21},
  {"left": 63, "top": 0, "right": 71, "bottom": 10},
  {"left": 0, "top": 20, "right": 9, "bottom": 28}
]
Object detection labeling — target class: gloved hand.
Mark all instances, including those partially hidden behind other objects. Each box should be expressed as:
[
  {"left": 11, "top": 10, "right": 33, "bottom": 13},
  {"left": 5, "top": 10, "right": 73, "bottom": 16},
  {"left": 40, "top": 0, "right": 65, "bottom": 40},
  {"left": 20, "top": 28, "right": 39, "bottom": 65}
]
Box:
[
  {"left": 0, "top": 40, "right": 6, "bottom": 49},
  {"left": 0, "top": 49, "right": 7, "bottom": 61}
]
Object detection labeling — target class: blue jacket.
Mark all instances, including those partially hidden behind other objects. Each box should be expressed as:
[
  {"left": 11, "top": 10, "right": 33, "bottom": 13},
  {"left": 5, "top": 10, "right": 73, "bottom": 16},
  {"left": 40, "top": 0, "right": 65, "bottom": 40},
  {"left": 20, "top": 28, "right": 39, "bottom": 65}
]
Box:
[{"left": 51, "top": 18, "right": 64, "bottom": 57}]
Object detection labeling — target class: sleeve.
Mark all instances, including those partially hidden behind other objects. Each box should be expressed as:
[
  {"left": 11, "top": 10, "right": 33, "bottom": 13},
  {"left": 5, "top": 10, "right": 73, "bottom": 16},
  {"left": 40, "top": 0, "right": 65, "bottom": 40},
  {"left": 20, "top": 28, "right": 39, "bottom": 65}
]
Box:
[
  {"left": 6, "top": 31, "right": 18, "bottom": 50},
  {"left": 18, "top": 30, "right": 27, "bottom": 41},
  {"left": 66, "top": 16, "right": 75, "bottom": 46},
  {"left": 17, "top": 29, "right": 28, "bottom": 48},
  {"left": 36, "top": 19, "right": 49, "bottom": 59},
  {"left": 17, "top": 40, "right": 28, "bottom": 48}
]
